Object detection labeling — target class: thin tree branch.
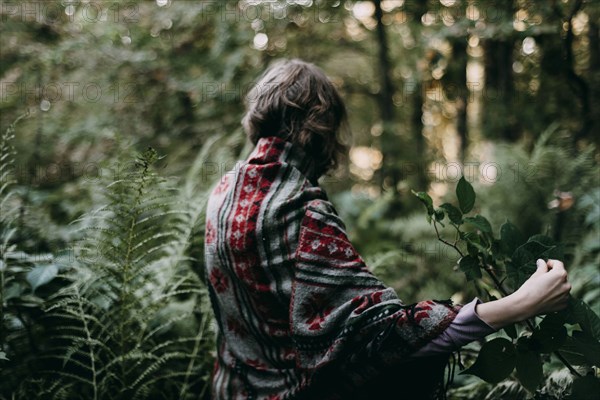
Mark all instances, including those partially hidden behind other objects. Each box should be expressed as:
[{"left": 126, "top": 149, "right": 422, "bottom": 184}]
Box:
[{"left": 433, "top": 221, "right": 464, "bottom": 258}]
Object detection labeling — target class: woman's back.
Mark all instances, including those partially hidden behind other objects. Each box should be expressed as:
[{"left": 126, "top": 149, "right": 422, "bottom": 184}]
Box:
[{"left": 205, "top": 136, "right": 328, "bottom": 398}]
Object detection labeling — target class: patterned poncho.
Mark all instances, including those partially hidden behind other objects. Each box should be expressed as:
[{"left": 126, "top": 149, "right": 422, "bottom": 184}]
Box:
[{"left": 204, "top": 136, "right": 463, "bottom": 400}]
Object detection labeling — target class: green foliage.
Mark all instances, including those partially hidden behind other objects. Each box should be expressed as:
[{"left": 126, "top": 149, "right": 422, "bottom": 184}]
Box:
[
  {"left": 0, "top": 1, "right": 598, "bottom": 398},
  {"left": 42, "top": 148, "right": 203, "bottom": 399},
  {"left": 0, "top": 112, "right": 59, "bottom": 387},
  {"left": 414, "top": 176, "right": 600, "bottom": 395},
  {"left": 570, "top": 374, "right": 600, "bottom": 400},
  {"left": 515, "top": 341, "right": 543, "bottom": 392},
  {"left": 456, "top": 177, "right": 475, "bottom": 214},
  {"left": 568, "top": 187, "right": 600, "bottom": 313},
  {"left": 0, "top": 123, "right": 224, "bottom": 399},
  {"left": 458, "top": 255, "right": 481, "bottom": 281},
  {"left": 462, "top": 338, "right": 516, "bottom": 384},
  {"left": 26, "top": 263, "right": 59, "bottom": 293}
]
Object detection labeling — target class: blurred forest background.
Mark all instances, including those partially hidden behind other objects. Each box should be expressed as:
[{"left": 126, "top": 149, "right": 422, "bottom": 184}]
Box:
[{"left": 1, "top": 0, "right": 599, "bottom": 399}]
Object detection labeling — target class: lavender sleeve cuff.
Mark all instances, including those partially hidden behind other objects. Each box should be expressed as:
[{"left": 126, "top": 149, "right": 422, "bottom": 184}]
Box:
[{"left": 410, "top": 297, "right": 498, "bottom": 358}]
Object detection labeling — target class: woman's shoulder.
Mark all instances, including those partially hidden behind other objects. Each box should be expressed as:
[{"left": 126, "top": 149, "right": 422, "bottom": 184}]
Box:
[
  {"left": 303, "top": 197, "right": 338, "bottom": 217},
  {"left": 300, "top": 196, "right": 349, "bottom": 235}
]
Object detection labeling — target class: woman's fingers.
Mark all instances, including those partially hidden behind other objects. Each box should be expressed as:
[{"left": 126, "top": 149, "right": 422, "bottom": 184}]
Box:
[
  {"left": 546, "top": 259, "right": 569, "bottom": 281},
  {"left": 542, "top": 260, "right": 571, "bottom": 313},
  {"left": 534, "top": 259, "right": 548, "bottom": 275},
  {"left": 546, "top": 259, "right": 565, "bottom": 271}
]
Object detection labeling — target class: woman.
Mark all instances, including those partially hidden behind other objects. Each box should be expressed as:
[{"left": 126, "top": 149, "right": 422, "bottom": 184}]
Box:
[{"left": 203, "top": 59, "right": 571, "bottom": 400}]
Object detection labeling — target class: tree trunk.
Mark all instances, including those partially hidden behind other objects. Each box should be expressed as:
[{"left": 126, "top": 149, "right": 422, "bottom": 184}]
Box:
[
  {"left": 563, "top": 0, "right": 591, "bottom": 142},
  {"left": 482, "top": 0, "right": 518, "bottom": 141},
  {"left": 407, "top": 1, "right": 428, "bottom": 190},
  {"left": 372, "top": 0, "right": 398, "bottom": 192},
  {"left": 448, "top": 37, "right": 469, "bottom": 161},
  {"left": 373, "top": 0, "right": 394, "bottom": 123},
  {"left": 483, "top": 38, "right": 518, "bottom": 141},
  {"left": 536, "top": 32, "right": 564, "bottom": 132}
]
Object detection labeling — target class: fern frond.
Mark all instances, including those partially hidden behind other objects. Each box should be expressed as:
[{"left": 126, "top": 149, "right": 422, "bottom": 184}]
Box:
[{"left": 38, "top": 140, "right": 226, "bottom": 399}]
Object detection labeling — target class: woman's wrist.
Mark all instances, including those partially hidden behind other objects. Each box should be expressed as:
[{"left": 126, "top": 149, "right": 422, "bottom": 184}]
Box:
[{"left": 474, "top": 292, "right": 531, "bottom": 330}]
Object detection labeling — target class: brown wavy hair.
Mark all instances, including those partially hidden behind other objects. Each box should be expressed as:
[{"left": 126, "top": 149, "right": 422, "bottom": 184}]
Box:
[{"left": 242, "top": 59, "right": 349, "bottom": 179}]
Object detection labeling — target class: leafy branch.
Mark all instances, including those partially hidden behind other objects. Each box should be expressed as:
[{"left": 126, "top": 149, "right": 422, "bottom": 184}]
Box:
[{"left": 413, "top": 176, "right": 599, "bottom": 394}]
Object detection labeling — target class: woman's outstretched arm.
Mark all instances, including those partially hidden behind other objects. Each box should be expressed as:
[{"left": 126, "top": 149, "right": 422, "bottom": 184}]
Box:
[
  {"left": 290, "top": 200, "right": 573, "bottom": 365},
  {"left": 413, "top": 259, "right": 571, "bottom": 357},
  {"left": 475, "top": 259, "right": 571, "bottom": 330}
]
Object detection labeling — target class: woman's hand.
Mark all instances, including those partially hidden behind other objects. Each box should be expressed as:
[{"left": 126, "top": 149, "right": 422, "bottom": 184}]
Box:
[
  {"left": 475, "top": 259, "right": 572, "bottom": 330},
  {"left": 512, "top": 259, "right": 572, "bottom": 318}
]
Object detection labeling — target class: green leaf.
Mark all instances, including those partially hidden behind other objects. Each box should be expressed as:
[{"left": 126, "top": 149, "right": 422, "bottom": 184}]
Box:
[
  {"left": 507, "top": 240, "right": 553, "bottom": 287},
  {"left": 561, "top": 298, "right": 600, "bottom": 342},
  {"left": 459, "top": 255, "right": 482, "bottom": 281},
  {"left": 463, "top": 231, "right": 488, "bottom": 252},
  {"left": 527, "top": 234, "right": 554, "bottom": 245},
  {"left": 466, "top": 242, "right": 479, "bottom": 258},
  {"left": 439, "top": 203, "right": 462, "bottom": 224},
  {"left": 412, "top": 190, "right": 434, "bottom": 216},
  {"left": 490, "top": 239, "right": 501, "bottom": 259},
  {"left": 434, "top": 209, "right": 445, "bottom": 222},
  {"left": 559, "top": 336, "right": 589, "bottom": 366},
  {"left": 558, "top": 330, "right": 600, "bottom": 367},
  {"left": 570, "top": 331, "right": 600, "bottom": 366},
  {"left": 527, "top": 234, "right": 564, "bottom": 260},
  {"left": 456, "top": 176, "right": 475, "bottom": 214},
  {"left": 530, "top": 314, "right": 567, "bottom": 353},
  {"left": 503, "top": 324, "right": 518, "bottom": 339},
  {"left": 0, "top": 351, "right": 8, "bottom": 361},
  {"left": 26, "top": 264, "right": 58, "bottom": 292},
  {"left": 500, "top": 220, "right": 524, "bottom": 256},
  {"left": 461, "top": 338, "right": 516, "bottom": 383},
  {"left": 570, "top": 375, "right": 600, "bottom": 400},
  {"left": 464, "top": 215, "right": 492, "bottom": 233},
  {"left": 515, "top": 345, "right": 543, "bottom": 392}
]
